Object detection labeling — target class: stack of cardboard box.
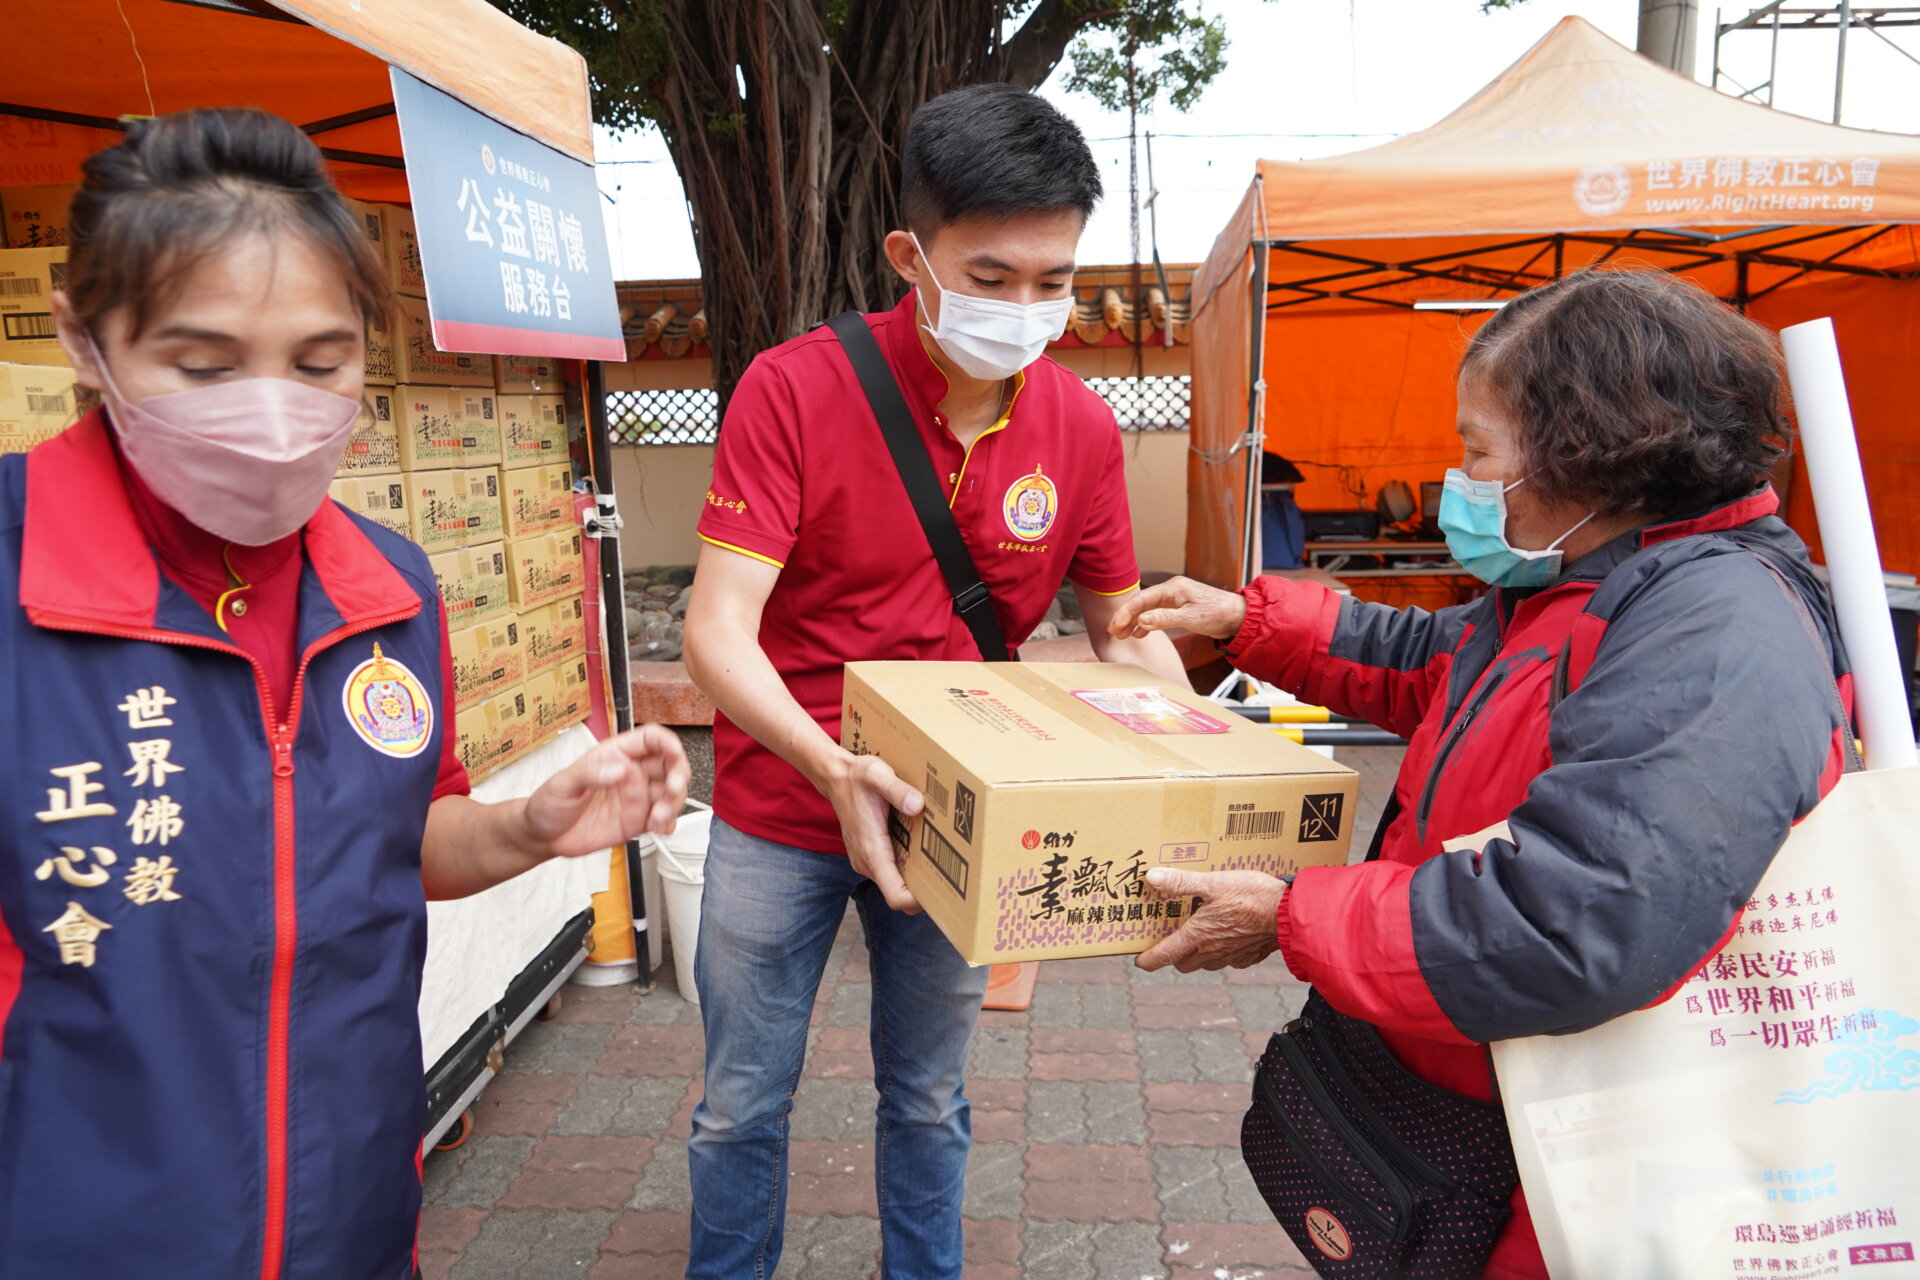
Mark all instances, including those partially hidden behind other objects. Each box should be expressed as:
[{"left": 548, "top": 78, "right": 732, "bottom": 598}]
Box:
[
  {"left": 0, "top": 187, "right": 593, "bottom": 784},
  {"left": 0, "top": 221, "right": 77, "bottom": 452},
  {"left": 333, "top": 198, "right": 590, "bottom": 783}
]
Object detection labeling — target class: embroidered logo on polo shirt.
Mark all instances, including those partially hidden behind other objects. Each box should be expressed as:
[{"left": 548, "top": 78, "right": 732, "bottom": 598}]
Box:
[
  {"left": 342, "top": 643, "right": 434, "bottom": 759},
  {"left": 1002, "top": 465, "right": 1058, "bottom": 542}
]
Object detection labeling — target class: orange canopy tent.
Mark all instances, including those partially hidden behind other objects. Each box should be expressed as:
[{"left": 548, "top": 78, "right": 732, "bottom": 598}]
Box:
[
  {"left": 0, "top": 0, "right": 595, "bottom": 202},
  {"left": 1188, "top": 16, "right": 1920, "bottom": 592}
]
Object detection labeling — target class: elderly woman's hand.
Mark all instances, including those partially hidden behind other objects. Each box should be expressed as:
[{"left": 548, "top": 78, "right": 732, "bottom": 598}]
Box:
[
  {"left": 1107, "top": 576, "right": 1248, "bottom": 642},
  {"left": 1135, "top": 866, "right": 1288, "bottom": 973}
]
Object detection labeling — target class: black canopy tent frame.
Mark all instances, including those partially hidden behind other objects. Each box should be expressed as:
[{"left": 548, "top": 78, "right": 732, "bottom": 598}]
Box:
[
  {"left": 0, "top": 99, "right": 404, "bottom": 169},
  {"left": 1258, "top": 222, "right": 1920, "bottom": 314}
]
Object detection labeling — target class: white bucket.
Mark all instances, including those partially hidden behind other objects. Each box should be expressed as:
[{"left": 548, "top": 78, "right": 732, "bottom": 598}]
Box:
[{"left": 651, "top": 802, "right": 713, "bottom": 1005}]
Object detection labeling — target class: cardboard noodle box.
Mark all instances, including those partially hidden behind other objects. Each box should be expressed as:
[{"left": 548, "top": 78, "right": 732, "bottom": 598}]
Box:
[
  {"left": 0, "top": 247, "right": 66, "bottom": 366},
  {"left": 502, "top": 461, "right": 576, "bottom": 539},
  {"left": 841, "top": 662, "right": 1359, "bottom": 965},
  {"left": 397, "top": 385, "right": 499, "bottom": 472},
  {"left": 479, "top": 613, "right": 528, "bottom": 689},
  {"left": 498, "top": 395, "right": 570, "bottom": 469},
  {"left": 365, "top": 310, "right": 397, "bottom": 384},
  {"left": 381, "top": 202, "right": 428, "bottom": 296},
  {"left": 394, "top": 294, "right": 494, "bottom": 386},
  {"left": 448, "top": 621, "right": 495, "bottom": 710},
  {"left": 1, "top": 184, "right": 75, "bottom": 249},
  {"left": 0, "top": 361, "right": 78, "bottom": 455},
  {"left": 520, "top": 593, "right": 588, "bottom": 678},
  {"left": 337, "top": 385, "right": 400, "bottom": 476},
  {"left": 495, "top": 354, "right": 563, "bottom": 394},
  {"left": 505, "top": 531, "right": 585, "bottom": 610},
  {"left": 455, "top": 684, "right": 531, "bottom": 781},
  {"left": 452, "top": 388, "right": 503, "bottom": 470},
  {"left": 340, "top": 195, "right": 386, "bottom": 253},
  {"left": 407, "top": 467, "right": 504, "bottom": 553},
  {"left": 327, "top": 475, "right": 412, "bottom": 540},
  {"left": 450, "top": 615, "right": 527, "bottom": 710},
  {"left": 527, "top": 655, "right": 592, "bottom": 743},
  {"left": 429, "top": 542, "right": 510, "bottom": 629}
]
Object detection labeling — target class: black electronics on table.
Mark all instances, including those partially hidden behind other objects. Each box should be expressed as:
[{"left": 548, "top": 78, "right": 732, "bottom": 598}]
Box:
[{"left": 1301, "top": 510, "right": 1380, "bottom": 542}]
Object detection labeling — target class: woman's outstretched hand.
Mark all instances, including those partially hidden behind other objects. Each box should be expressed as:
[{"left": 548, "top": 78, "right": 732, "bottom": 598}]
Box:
[
  {"left": 1107, "top": 577, "right": 1248, "bottom": 642},
  {"left": 522, "top": 725, "right": 693, "bottom": 859}
]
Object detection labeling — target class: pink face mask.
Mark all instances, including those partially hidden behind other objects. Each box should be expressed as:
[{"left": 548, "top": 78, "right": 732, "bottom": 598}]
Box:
[{"left": 90, "top": 340, "right": 361, "bottom": 546}]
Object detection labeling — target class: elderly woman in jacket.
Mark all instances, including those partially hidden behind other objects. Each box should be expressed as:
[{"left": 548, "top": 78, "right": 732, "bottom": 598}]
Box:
[{"left": 1112, "top": 268, "right": 1853, "bottom": 1279}]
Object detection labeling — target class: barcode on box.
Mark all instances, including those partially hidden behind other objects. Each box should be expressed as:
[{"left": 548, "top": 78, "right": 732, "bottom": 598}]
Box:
[
  {"left": 923, "top": 769, "right": 951, "bottom": 818},
  {"left": 25, "top": 392, "right": 68, "bottom": 413},
  {"left": 0, "top": 277, "right": 44, "bottom": 297},
  {"left": 918, "top": 822, "right": 970, "bottom": 899},
  {"left": 4, "top": 313, "right": 55, "bottom": 339},
  {"left": 1224, "top": 809, "right": 1286, "bottom": 840}
]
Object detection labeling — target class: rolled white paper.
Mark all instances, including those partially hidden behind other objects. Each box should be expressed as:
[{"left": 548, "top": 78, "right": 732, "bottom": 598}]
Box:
[{"left": 1779, "top": 317, "right": 1918, "bottom": 772}]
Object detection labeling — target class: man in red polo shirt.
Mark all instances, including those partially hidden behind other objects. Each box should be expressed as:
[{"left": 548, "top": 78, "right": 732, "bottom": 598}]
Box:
[{"left": 682, "top": 84, "right": 1184, "bottom": 1279}]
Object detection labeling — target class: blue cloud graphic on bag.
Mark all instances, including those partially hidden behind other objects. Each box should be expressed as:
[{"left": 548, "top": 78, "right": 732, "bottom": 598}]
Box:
[{"left": 1775, "top": 1009, "right": 1920, "bottom": 1105}]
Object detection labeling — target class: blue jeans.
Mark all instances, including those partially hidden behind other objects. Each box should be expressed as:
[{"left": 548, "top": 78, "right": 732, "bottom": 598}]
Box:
[{"left": 686, "top": 818, "right": 989, "bottom": 1280}]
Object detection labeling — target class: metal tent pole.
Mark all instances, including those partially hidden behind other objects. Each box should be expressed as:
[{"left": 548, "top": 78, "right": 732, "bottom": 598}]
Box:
[
  {"left": 583, "top": 359, "right": 652, "bottom": 993},
  {"left": 1239, "top": 244, "right": 1270, "bottom": 587}
]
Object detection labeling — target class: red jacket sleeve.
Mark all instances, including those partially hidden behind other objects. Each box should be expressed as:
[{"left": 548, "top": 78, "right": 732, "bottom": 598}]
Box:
[
  {"left": 1279, "top": 549, "right": 1847, "bottom": 1047},
  {"left": 1276, "top": 862, "right": 1472, "bottom": 1043},
  {"left": 1225, "top": 575, "right": 1474, "bottom": 740}
]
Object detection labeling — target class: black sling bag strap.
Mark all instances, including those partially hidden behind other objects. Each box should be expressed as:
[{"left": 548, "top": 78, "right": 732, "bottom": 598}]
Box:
[{"left": 823, "top": 310, "right": 1016, "bottom": 662}]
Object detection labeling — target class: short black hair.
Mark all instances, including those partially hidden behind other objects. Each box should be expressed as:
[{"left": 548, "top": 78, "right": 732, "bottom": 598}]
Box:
[
  {"left": 899, "top": 84, "right": 1101, "bottom": 237},
  {"left": 1461, "top": 269, "right": 1790, "bottom": 519},
  {"left": 68, "top": 108, "right": 390, "bottom": 341}
]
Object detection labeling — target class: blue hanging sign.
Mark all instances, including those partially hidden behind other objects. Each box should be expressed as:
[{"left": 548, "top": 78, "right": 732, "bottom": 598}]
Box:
[{"left": 389, "top": 69, "right": 625, "bottom": 361}]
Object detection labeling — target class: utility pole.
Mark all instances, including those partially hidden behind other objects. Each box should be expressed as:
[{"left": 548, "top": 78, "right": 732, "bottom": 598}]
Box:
[
  {"left": 1834, "top": 0, "right": 1853, "bottom": 121},
  {"left": 1639, "top": 0, "right": 1701, "bottom": 75}
]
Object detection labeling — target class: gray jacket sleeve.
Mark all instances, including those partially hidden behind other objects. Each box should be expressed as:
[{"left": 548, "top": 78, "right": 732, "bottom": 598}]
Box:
[{"left": 1408, "top": 545, "right": 1844, "bottom": 1041}]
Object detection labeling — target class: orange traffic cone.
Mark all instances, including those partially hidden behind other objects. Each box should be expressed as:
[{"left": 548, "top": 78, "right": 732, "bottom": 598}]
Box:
[{"left": 980, "top": 962, "right": 1039, "bottom": 1011}]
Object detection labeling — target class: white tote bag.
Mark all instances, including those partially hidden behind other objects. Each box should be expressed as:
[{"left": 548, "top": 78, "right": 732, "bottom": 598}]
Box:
[{"left": 1459, "top": 763, "right": 1920, "bottom": 1279}]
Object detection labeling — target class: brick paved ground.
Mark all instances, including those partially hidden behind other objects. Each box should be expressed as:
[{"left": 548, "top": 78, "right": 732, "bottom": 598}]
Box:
[{"left": 419, "top": 743, "right": 1404, "bottom": 1279}]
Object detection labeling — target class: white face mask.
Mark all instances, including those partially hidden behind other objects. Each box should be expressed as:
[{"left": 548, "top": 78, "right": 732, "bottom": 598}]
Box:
[{"left": 911, "top": 232, "right": 1074, "bottom": 381}]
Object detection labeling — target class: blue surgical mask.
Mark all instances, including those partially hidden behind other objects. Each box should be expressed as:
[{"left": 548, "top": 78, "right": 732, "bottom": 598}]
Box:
[{"left": 1438, "top": 469, "right": 1596, "bottom": 589}]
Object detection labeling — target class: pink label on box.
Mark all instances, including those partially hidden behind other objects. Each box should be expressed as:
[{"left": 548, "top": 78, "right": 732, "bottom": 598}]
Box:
[{"left": 1072, "top": 688, "right": 1231, "bottom": 735}]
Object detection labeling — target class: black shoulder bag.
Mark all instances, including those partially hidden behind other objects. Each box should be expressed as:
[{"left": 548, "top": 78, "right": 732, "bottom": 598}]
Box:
[
  {"left": 823, "top": 310, "right": 1015, "bottom": 663},
  {"left": 1239, "top": 738, "right": 1516, "bottom": 1272}
]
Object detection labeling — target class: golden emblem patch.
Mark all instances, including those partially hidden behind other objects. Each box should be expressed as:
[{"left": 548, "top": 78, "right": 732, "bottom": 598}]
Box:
[
  {"left": 342, "top": 643, "right": 434, "bottom": 759},
  {"left": 1002, "top": 465, "right": 1058, "bottom": 542}
]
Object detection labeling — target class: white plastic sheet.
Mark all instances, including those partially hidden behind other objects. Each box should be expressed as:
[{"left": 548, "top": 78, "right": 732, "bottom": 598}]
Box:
[{"left": 417, "top": 726, "right": 611, "bottom": 1066}]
